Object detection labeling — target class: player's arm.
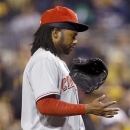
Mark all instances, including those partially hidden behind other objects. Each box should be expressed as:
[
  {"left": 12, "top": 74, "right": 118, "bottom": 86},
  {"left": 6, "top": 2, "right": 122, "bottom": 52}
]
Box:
[
  {"left": 36, "top": 94, "right": 85, "bottom": 116},
  {"left": 36, "top": 95, "right": 119, "bottom": 117}
]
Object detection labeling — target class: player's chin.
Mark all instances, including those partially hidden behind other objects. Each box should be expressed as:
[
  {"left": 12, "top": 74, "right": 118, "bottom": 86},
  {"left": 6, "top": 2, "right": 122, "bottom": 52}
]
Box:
[
  {"left": 64, "top": 51, "right": 70, "bottom": 55},
  {"left": 65, "top": 49, "right": 73, "bottom": 55},
  {"left": 62, "top": 47, "right": 74, "bottom": 55}
]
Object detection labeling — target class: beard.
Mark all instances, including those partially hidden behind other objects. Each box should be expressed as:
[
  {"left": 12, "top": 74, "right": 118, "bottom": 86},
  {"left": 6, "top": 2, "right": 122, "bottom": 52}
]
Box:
[{"left": 58, "top": 32, "right": 70, "bottom": 55}]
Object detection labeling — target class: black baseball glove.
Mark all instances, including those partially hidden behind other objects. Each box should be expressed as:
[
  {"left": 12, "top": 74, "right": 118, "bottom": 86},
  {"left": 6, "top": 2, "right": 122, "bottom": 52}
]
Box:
[{"left": 70, "top": 58, "right": 108, "bottom": 94}]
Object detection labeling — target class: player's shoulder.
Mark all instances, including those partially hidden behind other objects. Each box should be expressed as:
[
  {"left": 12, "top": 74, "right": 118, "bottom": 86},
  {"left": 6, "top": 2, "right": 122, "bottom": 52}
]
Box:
[
  {"left": 28, "top": 48, "right": 59, "bottom": 67},
  {"left": 34, "top": 48, "right": 58, "bottom": 61}
]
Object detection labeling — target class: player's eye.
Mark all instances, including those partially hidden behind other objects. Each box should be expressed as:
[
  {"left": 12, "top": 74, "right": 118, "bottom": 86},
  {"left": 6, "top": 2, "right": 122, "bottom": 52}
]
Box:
[
  {"left": 72, "top": 36, "right": 75, "bottom": 39},
  {"left": 72, "top": 35, "right": 76, "bottom": 39}
]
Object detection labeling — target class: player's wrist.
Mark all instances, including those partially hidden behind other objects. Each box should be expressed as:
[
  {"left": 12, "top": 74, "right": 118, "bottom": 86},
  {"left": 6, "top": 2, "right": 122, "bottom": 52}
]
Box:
[{"left": 85, "top": 104, "right": 92, "bottom": 114}]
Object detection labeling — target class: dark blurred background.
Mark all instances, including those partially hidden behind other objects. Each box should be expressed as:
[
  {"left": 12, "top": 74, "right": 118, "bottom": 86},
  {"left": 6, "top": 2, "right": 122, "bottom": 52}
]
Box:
[{"left": 0, "top": 0, "right": 130, "bottom": 130}]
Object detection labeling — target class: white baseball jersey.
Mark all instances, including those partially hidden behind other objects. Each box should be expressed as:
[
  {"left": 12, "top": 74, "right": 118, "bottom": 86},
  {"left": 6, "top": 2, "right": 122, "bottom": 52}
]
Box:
[{"left": 21, "top": 48, "right": 85, "bottom": 130}]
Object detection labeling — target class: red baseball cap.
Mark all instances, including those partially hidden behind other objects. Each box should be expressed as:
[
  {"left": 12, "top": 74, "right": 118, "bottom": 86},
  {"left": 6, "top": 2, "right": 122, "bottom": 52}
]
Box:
[{"left": 40, "top": 6, "right": 89, "bottom": 32}]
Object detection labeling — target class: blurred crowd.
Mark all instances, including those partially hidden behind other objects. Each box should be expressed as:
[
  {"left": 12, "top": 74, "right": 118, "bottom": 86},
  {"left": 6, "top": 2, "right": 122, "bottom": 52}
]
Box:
[{"left": 0, "top": 0, "right": 130, "bottom": 130}]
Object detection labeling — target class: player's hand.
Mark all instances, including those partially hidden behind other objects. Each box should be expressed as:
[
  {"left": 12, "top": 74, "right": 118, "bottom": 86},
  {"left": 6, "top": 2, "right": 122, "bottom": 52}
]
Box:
[{"left": 85, "top": 95, "right": 119, "bottom": 118}]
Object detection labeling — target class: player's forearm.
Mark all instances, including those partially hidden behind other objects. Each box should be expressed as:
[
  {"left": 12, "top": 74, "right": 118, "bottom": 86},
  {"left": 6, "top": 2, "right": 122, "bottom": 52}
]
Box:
[{"left": 36, "top": 98, "right": 85, "bottom": 116}]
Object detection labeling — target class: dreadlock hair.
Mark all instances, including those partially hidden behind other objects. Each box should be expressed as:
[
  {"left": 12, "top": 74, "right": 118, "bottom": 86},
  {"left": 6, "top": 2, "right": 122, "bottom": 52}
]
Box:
[{"left": 31, "top": 24, "right": 58, "bottom": 56}]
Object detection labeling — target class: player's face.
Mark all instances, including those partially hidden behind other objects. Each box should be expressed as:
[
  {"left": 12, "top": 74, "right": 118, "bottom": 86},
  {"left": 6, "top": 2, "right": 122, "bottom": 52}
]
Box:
[{"left": 52, "top": 29, "right": 78, "bottom": 55}]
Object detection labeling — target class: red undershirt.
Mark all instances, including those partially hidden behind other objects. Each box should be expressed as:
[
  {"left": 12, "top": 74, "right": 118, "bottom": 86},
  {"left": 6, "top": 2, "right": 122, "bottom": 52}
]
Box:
[{"left": 36, "top": 97, "right": 85, "bottom": 117}]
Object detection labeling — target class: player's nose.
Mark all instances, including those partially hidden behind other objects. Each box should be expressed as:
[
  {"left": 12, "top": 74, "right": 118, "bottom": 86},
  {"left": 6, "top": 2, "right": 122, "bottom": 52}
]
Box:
[{"left": 73, "top": 39, "right": 78, "bottom": 45}]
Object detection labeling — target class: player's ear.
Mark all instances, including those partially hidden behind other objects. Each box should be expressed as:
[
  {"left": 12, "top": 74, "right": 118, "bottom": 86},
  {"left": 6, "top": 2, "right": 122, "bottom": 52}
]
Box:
[
  {"left": 52, "top": 28, "right": 61, "bottom": 39},
  {"left": 52, "top": 28, "right": 61, "bottom": 45}
]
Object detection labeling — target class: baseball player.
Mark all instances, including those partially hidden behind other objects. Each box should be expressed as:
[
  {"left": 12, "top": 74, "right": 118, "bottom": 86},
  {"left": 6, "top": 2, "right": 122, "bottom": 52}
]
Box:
[{"left": 21, "top": 6, "right": 119, "bottom": 130}]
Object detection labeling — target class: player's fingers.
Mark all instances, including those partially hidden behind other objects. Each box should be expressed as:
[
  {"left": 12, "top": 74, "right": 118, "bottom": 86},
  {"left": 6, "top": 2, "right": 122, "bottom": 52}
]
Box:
[
  {"left": 96, "top": 95, "right": 106, "bottom": 102},
  {"left": 102, "top": 101, "right": 117, "bottom": 108},
  {"left": 103, "top": 115, "right": 114, "bottom": 118},
  {"left": 103, "top": 108, "right": 120, "bottom": 112},
  {"left": 104, "top": 111, "right": 119, "bottom": 116}
]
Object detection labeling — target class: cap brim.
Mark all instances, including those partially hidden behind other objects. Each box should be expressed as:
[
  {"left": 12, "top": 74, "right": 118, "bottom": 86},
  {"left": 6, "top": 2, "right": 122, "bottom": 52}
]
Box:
[
  {"left": 47, "top": 22, "right": 89, "bottom": 32},
  {"left": 69, "top": 22, "right": 89, "bottom": 32}
]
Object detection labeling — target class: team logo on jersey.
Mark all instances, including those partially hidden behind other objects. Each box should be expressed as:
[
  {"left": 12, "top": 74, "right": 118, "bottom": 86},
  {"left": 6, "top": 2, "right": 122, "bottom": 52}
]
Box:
[{"left": 62, "top": 76, "right": 76, "bottom": 91}]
